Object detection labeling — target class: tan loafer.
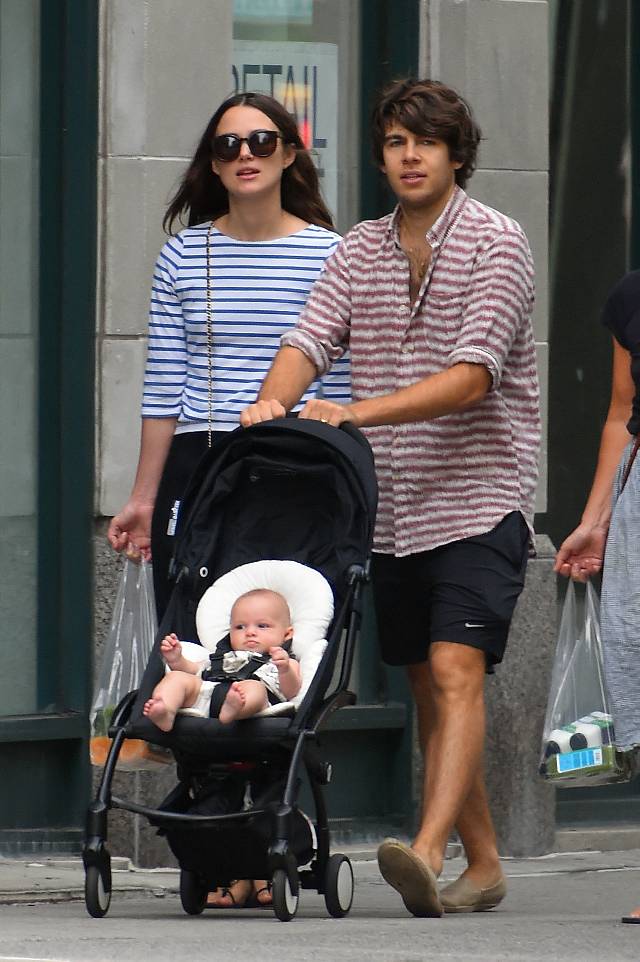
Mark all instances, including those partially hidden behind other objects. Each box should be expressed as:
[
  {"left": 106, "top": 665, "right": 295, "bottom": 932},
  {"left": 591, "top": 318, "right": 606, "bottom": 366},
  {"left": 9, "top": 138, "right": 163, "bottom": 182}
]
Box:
[
  {"left": 439, "top": 874, "right": 507, "bottom": 913},
  {"left": 377, "top": 838, "right": 443, "bottom": 918}
]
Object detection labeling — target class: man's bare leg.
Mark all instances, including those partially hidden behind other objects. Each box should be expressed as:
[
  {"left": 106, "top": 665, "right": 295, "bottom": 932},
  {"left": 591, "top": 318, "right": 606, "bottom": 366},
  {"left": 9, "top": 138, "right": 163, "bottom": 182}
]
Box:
[
  {"left": 407, "top": 642, "right": 493, "bottom": 878},
  {"left": 407, "top": 656, "right": 503, "bottom": 887},
  {"left": 453, "top": 766, "right": 503, "bottom": 887}
]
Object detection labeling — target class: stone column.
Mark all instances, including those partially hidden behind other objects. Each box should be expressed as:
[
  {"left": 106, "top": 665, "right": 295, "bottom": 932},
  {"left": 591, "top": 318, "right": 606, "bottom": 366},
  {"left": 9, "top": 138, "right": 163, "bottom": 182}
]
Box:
[{"left": 485, "top": 536, "right": 558, "bottom": 856}]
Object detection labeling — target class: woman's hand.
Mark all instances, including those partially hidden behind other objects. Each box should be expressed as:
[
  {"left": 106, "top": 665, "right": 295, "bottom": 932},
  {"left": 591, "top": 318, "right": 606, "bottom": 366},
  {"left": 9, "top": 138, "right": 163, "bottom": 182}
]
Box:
[
  {"left": 554, "top": 523, "right": 608, "bottom": 582},
  {"left": 107, "top": 499, "right": 154, "bottom": 562}
]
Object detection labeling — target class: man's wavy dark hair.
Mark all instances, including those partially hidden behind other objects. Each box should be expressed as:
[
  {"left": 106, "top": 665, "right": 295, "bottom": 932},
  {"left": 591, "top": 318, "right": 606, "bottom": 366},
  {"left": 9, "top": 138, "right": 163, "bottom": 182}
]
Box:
[{"left": 371, "top": 78, "right": 482, "bottom": 188}]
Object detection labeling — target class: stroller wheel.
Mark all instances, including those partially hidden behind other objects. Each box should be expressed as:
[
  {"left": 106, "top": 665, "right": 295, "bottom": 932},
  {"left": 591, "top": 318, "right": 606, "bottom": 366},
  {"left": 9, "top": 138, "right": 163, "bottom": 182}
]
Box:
[
  {"left": 324, "top": 854, "right": 354, "bottom": 918},
  {"left": 272, "top": 868, "right": 299, "bottom": 921},
  {"left": 179, "top": 869, "right": 208, "bottom": 915},
  {"left": 85, "top": 864, "right": 111, "bottom": 918}
]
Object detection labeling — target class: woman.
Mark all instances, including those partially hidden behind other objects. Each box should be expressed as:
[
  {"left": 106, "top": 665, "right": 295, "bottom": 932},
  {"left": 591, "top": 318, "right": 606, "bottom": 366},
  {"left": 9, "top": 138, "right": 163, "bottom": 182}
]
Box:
[
  {"left": 108, "top": 91, "right": 349, "bottom": 612},
  {"left": 107, "top": 92, "right": 350, "bottom": 908},
  {"left": 554, "top": 270, "right": 640, "bottom": 923}
]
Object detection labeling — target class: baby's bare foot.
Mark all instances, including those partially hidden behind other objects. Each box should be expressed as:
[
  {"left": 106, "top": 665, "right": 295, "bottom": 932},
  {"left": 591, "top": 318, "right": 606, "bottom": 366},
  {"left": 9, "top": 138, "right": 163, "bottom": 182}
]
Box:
[
  {"left": 219, "top": 683, "right": 246, "bottom": 724},
  {"left": 143, "top": 697, "right": 176, "bottom": 732}
]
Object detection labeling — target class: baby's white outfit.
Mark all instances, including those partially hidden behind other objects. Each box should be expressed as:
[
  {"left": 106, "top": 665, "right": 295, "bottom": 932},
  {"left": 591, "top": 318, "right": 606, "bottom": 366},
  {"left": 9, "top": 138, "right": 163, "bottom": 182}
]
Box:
[{"left": 189, "top": 647, "right": 287, "bottom": 718}]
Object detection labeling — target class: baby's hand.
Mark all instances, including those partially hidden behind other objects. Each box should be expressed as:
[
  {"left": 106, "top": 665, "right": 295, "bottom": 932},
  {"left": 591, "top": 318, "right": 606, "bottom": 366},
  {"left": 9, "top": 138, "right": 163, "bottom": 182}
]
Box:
[
  {"left": 270, "top": 647, "right": 290, "bottom": 672},
  {"left": 160, "top": 633, "right": 182, "bottom": 667}
]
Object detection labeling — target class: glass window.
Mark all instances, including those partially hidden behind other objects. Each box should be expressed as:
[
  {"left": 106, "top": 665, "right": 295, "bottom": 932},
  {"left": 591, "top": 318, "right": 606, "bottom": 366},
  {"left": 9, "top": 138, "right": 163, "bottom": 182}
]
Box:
[
  {"left": 233, "top": 0, "right": 360, "bottom": 232},
  {"left": 0, "top": 0, "right": 40, "bottom": 715}
]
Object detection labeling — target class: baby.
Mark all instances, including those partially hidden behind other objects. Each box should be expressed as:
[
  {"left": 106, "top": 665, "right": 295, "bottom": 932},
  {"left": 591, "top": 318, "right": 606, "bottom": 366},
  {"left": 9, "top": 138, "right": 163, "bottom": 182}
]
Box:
[{"left": 143, "top": 588, "right": 301, "bottom": 732}]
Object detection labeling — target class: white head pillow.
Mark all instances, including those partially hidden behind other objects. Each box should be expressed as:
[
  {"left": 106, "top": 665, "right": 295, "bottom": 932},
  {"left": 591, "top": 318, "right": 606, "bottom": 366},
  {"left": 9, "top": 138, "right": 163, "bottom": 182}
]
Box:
[
  {"left": 196, "top": 559, "right": 333, "bottom": 656},
  {"left": 188, "top": 560, "right": 334, "bottom": 715}
]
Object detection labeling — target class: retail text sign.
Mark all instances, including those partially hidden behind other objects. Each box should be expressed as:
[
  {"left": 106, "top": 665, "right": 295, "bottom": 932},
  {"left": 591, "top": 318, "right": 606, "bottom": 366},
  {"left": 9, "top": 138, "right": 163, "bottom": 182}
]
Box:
[{"left": 232, "top": 41, "right": 339, "bottom": 218}]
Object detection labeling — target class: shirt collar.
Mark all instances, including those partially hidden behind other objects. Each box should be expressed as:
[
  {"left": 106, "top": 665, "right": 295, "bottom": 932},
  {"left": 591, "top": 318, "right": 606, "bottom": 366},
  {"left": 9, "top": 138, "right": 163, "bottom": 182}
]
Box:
[{"left": 387, "top": 184, "right": 468, "bottom": 249}]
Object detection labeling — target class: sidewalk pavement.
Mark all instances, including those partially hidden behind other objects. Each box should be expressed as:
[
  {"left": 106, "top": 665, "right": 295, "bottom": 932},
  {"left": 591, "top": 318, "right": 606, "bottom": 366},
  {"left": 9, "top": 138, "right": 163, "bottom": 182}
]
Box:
[
  {"left": 1, "top": 844, "right": 640, "bottom": 905},
  {"left": 2, "top": 846, "right": 640, "bottom": 962}
]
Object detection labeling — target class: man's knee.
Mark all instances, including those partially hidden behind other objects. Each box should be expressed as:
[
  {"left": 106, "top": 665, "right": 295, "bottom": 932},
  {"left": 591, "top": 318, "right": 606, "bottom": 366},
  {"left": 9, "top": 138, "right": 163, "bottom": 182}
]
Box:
[{"left": 428, "top": 642, "right": 485, "bottom": 700}]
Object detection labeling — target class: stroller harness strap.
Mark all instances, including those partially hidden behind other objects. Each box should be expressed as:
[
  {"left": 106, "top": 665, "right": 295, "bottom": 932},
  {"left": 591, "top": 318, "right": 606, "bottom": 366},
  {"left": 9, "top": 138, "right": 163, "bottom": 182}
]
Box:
[
  {"left": 202, "top": 634, "right": 296, "bottom": 717},
  {"left": 201, "top": 633, "right": 295, "bottom": 684},
  {"left": 202, "top": 651, "right": 271, "bottom": 684}
]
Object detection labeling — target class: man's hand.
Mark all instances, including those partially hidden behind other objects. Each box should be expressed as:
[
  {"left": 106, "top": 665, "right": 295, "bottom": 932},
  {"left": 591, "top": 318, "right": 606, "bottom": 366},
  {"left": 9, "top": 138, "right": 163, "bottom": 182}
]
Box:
[
  {"left": 298, "top": 398, "right": 359, "bottom": 427},
  {"left": 240, "top": 398, "right": 287, "bottom": 427}
]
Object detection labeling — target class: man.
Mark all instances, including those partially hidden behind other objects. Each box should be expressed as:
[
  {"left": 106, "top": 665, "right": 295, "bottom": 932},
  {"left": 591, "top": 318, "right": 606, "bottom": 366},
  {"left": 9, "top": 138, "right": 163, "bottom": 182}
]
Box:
[{"left": 241, "top": 78, "right": 540, "bottom": 918}]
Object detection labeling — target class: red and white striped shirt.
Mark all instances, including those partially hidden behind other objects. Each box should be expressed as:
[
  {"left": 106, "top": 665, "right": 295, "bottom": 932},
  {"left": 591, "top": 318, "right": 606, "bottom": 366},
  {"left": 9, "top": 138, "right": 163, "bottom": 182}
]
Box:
[{"left": 282, "top": 186, "right": 540, "bottom": 556}]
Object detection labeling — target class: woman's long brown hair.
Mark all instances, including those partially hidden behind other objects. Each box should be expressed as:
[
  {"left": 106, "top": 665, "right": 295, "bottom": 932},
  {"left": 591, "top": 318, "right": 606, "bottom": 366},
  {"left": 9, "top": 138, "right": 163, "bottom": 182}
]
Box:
[{"left": 163, "top": 92, "right": 334, "bottom": 234}]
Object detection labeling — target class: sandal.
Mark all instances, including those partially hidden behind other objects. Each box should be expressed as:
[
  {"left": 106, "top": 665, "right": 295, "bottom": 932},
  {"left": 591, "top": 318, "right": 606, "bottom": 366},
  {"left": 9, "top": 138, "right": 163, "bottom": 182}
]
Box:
[
  {"left": 207, "top": 879, "right": 252, "bottom": 908},
  {"left": 252, "top": 881, "right": 272, "bottom": 906}
]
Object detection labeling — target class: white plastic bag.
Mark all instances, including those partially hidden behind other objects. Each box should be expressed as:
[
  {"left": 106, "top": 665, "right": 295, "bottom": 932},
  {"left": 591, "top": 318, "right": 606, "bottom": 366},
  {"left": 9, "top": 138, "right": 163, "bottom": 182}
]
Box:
[
  {"left": 539, "top": 580, "right": 632, "bottom": 786},
  {"left": 90, "top": 559, "right": 167, "bottom": 767}
]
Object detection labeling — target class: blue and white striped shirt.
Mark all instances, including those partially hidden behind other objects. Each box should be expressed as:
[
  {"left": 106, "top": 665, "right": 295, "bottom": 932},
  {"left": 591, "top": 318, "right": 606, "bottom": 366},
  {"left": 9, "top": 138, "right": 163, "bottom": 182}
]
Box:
[{"left": 142, "top": 222, "right": 351, "bottom": 431}]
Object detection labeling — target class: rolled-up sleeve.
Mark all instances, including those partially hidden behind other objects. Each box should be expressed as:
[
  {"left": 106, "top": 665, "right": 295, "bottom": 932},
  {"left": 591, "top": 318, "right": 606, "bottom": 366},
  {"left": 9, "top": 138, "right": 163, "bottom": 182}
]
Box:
[
  {"left": 281, "top": 239, "right": 352, "bottom": 377},
  {"left": 448, "top": 229, "right": 535, "bottom": 388},
  {"left": 141, "top": 237, "right": 188, "bottom": 417}
]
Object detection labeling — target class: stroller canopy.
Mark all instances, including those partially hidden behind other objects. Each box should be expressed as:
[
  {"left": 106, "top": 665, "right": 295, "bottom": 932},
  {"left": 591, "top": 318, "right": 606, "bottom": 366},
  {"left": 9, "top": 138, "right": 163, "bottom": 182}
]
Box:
[{"left": 169, "top": 419, "right": 378, "bottom": 622}]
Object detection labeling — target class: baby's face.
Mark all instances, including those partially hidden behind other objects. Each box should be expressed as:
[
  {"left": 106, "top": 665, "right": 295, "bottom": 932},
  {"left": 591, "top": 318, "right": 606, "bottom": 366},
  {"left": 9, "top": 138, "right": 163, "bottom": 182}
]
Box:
[{"left": 229, "top": 595, "right": 293, "bottom": 654}]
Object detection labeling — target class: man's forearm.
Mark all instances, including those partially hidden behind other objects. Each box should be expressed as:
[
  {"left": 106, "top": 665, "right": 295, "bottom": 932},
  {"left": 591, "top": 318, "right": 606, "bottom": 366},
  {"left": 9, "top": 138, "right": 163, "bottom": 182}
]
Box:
[
  {"left": 349, "top": 362, "right": 491, "bottom": 428},
  {"left": 258, "top": 346, "right": 318, "bottom": 410}
]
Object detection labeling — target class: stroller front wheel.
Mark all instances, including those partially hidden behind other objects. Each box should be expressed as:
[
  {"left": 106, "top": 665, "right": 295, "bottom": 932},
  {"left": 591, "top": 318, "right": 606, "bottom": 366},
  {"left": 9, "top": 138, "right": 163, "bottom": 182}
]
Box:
[
  {"left": 85, "top": 864, "right": 112, "bottom": 918},
  {"left": 272, "top": 868, "right": 299, "bottom": 921},
  {"left": 179, "top": 869, "right": 208, "bottom": 915},
  {"left": 324, "top": 854, "right": 354, "bottom": 918}
]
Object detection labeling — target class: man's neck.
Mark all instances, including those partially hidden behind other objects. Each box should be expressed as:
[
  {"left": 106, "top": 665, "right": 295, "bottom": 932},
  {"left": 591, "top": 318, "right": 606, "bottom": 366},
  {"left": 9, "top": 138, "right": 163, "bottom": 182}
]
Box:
[{"left": 398, "top": 185, "right": 457, "bottom": 241}]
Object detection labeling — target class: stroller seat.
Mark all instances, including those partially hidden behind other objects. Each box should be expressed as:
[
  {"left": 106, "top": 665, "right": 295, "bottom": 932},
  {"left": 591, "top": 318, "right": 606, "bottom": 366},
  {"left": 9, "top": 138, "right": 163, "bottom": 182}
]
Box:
[{"left": 127, "top": 559, "right": 334, "bottom": 755}]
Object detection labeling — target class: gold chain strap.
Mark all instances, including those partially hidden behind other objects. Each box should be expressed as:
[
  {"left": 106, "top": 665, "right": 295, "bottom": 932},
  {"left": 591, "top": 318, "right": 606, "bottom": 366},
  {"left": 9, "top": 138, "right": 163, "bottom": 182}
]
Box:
[{"left": 205, "top": 221, "right": 215, "bottom": 448}]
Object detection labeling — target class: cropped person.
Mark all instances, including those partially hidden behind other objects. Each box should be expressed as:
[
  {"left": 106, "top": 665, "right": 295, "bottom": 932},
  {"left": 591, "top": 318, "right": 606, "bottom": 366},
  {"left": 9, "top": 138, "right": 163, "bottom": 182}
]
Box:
[
  {"left": 107, "top": 92, "right": 350, "bottom": 620},
  {"left": 242, "top": 78, "right": 540, "bottom": 917},
  {"left": 554, "top": 271, "right": 640, "bottom": 924}
]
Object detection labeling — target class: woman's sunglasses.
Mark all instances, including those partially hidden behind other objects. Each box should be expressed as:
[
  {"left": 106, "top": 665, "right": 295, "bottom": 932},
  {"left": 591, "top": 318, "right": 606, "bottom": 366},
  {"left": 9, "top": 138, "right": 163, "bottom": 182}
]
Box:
[{"left": 212, "top": 129, "right": 284, "bottom": 162}]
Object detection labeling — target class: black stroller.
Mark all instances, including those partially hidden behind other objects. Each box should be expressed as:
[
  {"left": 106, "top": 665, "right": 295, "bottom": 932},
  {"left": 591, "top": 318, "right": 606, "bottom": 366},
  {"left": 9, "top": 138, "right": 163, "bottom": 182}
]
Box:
[{"left": 84, "top": 418, "right": 377, "bottom": 921}]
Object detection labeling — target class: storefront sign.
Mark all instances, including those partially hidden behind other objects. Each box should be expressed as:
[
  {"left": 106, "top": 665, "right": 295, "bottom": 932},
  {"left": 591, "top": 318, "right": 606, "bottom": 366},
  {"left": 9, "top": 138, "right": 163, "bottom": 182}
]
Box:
[{"left": 232, "top": 40, "right": 338, "bottom": 217}]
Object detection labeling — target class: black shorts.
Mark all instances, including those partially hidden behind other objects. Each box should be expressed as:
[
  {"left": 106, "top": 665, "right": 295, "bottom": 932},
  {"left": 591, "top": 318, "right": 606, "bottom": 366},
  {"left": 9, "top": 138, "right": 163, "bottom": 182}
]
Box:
[{"left": 370, "top": 511, "right": 529, "bottom": 670}]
